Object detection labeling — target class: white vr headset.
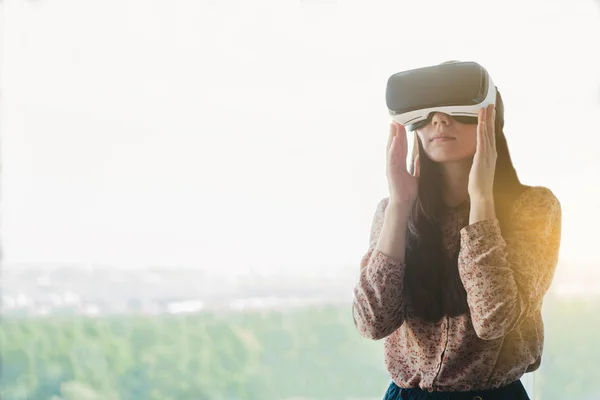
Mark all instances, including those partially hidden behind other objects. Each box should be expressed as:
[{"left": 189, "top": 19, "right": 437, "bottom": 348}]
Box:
[{"left": 386, "top": 61, "right": 497, "bottom": 131}]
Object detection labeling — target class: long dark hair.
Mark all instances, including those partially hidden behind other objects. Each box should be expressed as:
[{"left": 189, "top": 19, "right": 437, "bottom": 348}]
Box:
[{"left": 403, "top": 89, "right": 528, "bottom": 322}]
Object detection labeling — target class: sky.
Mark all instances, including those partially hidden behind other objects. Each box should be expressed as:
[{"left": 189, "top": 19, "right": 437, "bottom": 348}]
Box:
[{"left": 1, "top": 0, "right": 599, "bottom": 271}]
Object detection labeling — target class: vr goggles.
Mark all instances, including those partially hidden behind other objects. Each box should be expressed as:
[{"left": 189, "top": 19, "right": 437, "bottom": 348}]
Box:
[{"left": 386, "top": 61, "right": 496, "bottom": 131}]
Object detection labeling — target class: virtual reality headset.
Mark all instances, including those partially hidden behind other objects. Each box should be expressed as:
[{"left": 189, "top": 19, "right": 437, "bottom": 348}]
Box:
[{"left": 386, "top": 61, "right": 497, "bottom": 131}]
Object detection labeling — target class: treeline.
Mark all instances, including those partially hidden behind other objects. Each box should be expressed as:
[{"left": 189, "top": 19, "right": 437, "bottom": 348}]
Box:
[{"left": 1, "top": 297, "right": 599, "bottom": 400}]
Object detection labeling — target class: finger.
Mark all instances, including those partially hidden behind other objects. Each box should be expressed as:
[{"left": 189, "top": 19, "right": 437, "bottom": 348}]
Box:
[
  {"left": 387, "top": 122, "right": 396, "bottom": 154},
  {"left": 387, "top": 135, "right": 396, "bottom": 171},
  {"left": 476, "top": 108, "right": 485, "bottom": 154},
  {"left": 413, "top": 154, "right": 420, "bottom": 177},
  {"left": 397, "top": 122, "right": 408, "bottom": 162},
  {"left": 396, "top": 122, "right": 407, "bottom": 137},
  {"left": 482, "top": 108, "right": 488, "bottom": 147},
  {"left": 488, "top": 104, "right": 496, "bottom": 149}
]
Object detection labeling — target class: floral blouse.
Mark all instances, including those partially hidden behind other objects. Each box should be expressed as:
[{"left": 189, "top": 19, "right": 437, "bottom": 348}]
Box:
[{"left": 352, "top": 186, "right": 562, "bottom": 392}]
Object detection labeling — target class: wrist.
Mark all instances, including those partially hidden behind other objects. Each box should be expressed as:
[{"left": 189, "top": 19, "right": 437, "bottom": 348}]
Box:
[
  {"left": 469, "top": 197, "right": 496, "bottom": 224},
  {"left": 468, "top": 188, "right": 493, "bottom": 202},
  {"left": 385, "top": 201, "right": 412, "bottom": 220},
  {"left": 469, "top": 195, "right": 494, "bottom": 206}
]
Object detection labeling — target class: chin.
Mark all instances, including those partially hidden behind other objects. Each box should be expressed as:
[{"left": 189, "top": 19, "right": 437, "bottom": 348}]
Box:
[{"left": 428, "top": 151, "right": 474, "bottom": 163}]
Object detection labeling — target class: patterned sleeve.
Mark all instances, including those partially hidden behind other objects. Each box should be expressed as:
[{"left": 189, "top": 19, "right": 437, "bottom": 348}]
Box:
[
  {"left": 457, "top": 187, "right": 562, "bottom": 340},
  {"left": 352, "top": 198, "right": 407, "bottom": 340}
]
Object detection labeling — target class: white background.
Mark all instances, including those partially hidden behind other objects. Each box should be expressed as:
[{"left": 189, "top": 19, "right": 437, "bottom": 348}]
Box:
[{"left": 1, "top": 0, "right": 599, "bottom": 273}]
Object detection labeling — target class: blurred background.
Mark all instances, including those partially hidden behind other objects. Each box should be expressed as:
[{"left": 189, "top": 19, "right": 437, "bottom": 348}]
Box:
[{"left": 1, "top": 0, "right": 599, "bottom": 399}]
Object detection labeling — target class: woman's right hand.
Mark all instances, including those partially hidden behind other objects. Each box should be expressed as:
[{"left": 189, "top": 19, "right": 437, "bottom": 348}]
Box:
[{"left": 386, "top": 121, "right": 419, "bottom": 212}]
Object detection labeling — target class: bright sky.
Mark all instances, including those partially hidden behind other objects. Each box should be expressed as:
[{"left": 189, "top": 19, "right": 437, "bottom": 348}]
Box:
[{"left": 1, "top": 0, "right": 599, "bottom": 271}]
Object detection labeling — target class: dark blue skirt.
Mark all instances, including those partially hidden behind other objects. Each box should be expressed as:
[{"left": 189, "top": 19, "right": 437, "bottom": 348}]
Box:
[{"left": 383, "top": 379, "right": 530, "bottom": 400}]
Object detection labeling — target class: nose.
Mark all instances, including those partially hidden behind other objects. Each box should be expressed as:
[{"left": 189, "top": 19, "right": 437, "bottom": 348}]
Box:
[{"left": 431, "top": 112, "right": 451, "bottom": 130}]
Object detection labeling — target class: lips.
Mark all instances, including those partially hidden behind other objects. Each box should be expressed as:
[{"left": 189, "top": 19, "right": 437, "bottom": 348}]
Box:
[{"left": 430, "top": 135, "right": 455, "bottom": 142}]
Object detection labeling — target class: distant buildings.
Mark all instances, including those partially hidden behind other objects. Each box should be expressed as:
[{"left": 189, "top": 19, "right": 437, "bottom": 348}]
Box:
[{"left": 2, "top": 261, "right": 600, "bottom": 317}]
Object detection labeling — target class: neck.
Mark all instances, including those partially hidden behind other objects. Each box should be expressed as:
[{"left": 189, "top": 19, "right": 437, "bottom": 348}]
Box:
[{"left": 439, "top": 158, "right": 472, "bottom": 207}]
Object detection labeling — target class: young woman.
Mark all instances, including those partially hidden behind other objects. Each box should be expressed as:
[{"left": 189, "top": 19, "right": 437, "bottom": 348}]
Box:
[{"left": 352, "top": 89, "right": 561, "bottom": 399}]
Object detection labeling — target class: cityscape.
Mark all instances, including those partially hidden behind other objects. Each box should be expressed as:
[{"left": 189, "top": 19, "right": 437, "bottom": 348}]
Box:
[
  {"left": 2, "top": 259, "right": 600, "bottom": 318},
  {"left": 1, "top": 262, "right": 357, "bottom": 317}
]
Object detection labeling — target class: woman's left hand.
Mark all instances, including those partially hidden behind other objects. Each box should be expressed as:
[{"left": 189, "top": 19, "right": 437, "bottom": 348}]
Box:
[{"left": 468, "top": 104, "right": 497, "bottom": 202}]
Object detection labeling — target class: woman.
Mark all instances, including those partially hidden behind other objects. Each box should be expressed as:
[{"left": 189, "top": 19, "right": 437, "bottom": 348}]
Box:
[{"left": 352, "top": 86, "right": 561, "bottom": 400}]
